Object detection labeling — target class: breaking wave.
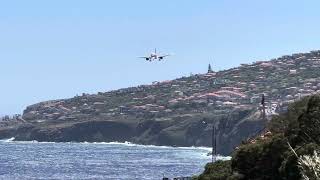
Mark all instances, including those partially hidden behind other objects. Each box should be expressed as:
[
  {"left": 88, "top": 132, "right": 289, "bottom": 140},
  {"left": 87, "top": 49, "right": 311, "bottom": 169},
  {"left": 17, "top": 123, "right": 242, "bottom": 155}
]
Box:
[
  {"left": 0, "top": 138, "right": 230, "bottom": 160},
  {"left": 0, "top": 137, "right": 15, "bottom": 142},
  {"left": 0, "top": 138, "right": 211, "bottom": 150}
]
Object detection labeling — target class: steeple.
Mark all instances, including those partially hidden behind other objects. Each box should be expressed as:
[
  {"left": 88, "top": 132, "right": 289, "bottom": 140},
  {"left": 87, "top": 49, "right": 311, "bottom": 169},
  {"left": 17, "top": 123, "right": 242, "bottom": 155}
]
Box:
[{"left": 208, "top": 64, "right": 213, "bottom": 73}]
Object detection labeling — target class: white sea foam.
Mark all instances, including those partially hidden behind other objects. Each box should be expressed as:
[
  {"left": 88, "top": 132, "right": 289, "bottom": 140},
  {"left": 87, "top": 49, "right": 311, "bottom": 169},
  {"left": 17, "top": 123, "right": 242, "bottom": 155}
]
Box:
[
  {"left": 215, "top": 155, "right": 232, "bottom": 161},
  {"left": 1, "top": 139, "right": 206, "bottom": 150},
  {"left": 0, "top": 138, "right": 58, "bottom": 144},
  {"left": 0, "top": 137, "right": 15, "bottom": 142},
  {"left": 90, "top": 141, "right": 212, "bottom": 151},
  {"left": 0, "top": 138, "right": 227, "bottom": 156}
]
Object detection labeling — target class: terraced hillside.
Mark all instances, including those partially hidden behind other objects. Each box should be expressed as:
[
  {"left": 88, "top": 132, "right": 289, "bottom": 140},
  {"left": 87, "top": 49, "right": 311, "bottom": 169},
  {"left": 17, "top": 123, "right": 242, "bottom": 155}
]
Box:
[{"left": 1, "top": 50, "right": 320, "bottom": 155}]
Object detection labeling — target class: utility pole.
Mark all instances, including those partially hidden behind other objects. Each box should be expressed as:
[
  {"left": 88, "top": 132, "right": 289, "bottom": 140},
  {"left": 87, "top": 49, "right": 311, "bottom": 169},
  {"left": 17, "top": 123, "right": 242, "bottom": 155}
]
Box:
[{"left": 212, "top": 125, "right": 217, "bottom": 163}]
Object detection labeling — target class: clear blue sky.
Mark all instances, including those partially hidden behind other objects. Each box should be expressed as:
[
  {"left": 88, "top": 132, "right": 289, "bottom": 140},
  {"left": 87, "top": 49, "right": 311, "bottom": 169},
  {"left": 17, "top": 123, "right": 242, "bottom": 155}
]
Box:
[{"left": 1, "top": 0, "right": 320, "bottom": 115}]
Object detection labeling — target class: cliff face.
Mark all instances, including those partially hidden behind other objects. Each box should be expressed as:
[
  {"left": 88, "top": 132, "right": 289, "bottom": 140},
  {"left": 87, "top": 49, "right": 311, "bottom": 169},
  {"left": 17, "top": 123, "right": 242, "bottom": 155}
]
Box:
[
  {"left": 1, "top": 50, "right": 320, "bottom": 155},
  {"left": 0, "top": 108, "right": 265, "bottom": 155}
]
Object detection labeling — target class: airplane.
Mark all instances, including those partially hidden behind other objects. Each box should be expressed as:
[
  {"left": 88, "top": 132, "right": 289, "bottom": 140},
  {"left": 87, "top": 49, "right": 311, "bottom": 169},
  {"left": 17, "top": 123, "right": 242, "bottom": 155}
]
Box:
[{"left": 139, "top": 49, "right": 170, "bottom": 61}]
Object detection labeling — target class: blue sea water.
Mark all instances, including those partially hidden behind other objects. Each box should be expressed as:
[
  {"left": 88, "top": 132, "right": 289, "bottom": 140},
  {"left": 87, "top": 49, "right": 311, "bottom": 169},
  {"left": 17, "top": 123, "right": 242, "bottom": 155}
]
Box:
[{"left": 0, "top": 139, "right": 227, "bottom": 180}]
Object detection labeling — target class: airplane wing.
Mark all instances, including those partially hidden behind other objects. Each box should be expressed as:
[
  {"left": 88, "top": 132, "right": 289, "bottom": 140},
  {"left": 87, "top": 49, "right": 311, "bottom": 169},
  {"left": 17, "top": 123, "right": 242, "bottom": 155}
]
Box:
[
  {"left": 158, "top": 54, "right": 170, "bottom": 59},
  {"left": 159, "top": 54, "right": 170, "bottom": 57},
  {"left": 138, "top": 56, "right": 151, "bottom": 61}
]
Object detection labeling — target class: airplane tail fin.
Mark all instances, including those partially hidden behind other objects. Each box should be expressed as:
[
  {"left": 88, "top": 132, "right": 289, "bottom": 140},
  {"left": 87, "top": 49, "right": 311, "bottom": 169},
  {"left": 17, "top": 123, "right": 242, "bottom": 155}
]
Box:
[{"left": 155, "top": 48, "right": 157, "bottom": 54}]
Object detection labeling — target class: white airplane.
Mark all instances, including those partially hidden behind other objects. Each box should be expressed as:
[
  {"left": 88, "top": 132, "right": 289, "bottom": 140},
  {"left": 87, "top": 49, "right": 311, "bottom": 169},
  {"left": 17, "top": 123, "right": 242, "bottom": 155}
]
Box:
[{"left": 139, "top": 49, "right": 170, "bottom": 61}]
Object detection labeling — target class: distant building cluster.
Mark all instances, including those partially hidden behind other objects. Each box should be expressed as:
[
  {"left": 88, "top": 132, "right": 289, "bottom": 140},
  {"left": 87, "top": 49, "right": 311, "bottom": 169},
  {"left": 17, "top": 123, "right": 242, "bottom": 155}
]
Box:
[{"left": 0, "top": 114, "right": 23, "bottom": 127}]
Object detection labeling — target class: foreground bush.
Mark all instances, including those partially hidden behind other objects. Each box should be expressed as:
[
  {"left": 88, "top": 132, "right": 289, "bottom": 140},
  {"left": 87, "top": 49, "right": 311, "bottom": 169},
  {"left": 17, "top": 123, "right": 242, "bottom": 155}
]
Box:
[
  {"left": 196, "top": 95, "right": 320, "bottom": 180},
  {"left": 195, "top": 160, "right": 232, "bottom": 180}
]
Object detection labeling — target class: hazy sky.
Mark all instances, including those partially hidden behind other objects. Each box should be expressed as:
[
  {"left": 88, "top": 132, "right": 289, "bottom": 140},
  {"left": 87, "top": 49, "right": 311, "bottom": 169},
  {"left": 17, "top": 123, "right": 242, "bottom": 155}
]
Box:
[{"left": 1, "top": 0, "right": 320, "bottom": 115}]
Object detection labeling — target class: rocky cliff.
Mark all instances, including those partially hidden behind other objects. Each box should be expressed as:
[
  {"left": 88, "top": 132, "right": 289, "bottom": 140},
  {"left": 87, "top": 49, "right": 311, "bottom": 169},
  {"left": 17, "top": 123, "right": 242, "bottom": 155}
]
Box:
[{"left": 1, "top": 50, "right": 320, "bottom": 155}]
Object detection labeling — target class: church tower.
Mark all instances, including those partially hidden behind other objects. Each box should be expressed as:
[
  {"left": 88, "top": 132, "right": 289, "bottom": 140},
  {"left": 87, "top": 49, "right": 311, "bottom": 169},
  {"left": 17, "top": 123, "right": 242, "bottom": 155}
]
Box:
[{"left": 208, "top": 64, "right": 213, "bottom": 73}]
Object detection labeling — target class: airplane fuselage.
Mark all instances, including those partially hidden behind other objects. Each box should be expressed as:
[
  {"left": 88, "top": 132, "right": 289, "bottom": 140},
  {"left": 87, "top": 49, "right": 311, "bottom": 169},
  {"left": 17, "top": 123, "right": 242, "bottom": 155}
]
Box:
[
  {"left": 139, "top": 49, "right": 170, "bottom": 61},
  {"left": 150, "top": 53, "right": 158, "bottom": 59}
]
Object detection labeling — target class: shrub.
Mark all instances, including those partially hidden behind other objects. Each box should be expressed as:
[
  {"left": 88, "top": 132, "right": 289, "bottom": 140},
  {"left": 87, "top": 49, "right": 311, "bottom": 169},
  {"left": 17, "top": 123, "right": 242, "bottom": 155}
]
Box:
[{"left": 196, "top": 160, "right": 232, "bottom": 180}]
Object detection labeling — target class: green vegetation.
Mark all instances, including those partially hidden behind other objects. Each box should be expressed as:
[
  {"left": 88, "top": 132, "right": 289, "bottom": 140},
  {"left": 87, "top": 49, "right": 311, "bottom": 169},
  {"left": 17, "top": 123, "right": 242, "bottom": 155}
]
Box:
[
  {"left": 196, "top": 95, "right": 320, "bottom": 180},
  {"left": 195, "top": 160, "right": 233, "bottom": 180}
]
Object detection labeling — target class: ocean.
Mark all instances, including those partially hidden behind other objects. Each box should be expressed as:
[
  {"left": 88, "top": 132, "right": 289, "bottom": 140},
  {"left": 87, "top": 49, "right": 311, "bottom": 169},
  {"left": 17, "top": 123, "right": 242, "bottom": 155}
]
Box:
[{"left": 0, "top": 138, "right": 228, "bottom": 180}]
